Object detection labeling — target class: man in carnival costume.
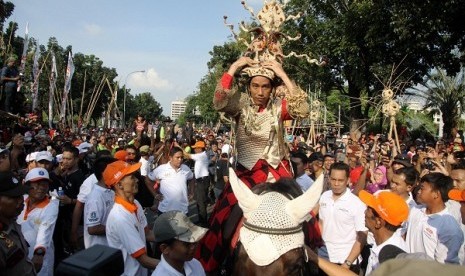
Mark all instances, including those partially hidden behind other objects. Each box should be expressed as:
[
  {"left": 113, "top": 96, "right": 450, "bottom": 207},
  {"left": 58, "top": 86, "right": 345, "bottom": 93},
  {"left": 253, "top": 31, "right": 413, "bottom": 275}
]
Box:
[{"left": 195, "top": 1, "right": 315, "bottom": 273}]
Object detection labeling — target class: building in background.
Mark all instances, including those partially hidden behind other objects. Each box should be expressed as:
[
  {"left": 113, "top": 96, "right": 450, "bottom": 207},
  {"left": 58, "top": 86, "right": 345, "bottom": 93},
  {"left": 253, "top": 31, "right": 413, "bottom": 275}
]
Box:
[{"left": 171, "top": 100, "right": 187, "bottom": 120}]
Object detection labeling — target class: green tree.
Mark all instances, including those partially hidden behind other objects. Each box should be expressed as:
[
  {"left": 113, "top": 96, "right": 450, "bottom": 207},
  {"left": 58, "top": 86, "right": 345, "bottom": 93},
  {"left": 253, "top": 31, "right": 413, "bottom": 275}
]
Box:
[
  {"left": 0, "top": 0, "right": 16, "bottom": 61},
  {"left": 415, "top": 68, "right": 465, "bottom": 138},
  {"left": 282, "top": 0, "right": 465, "bottom": 134},
  {"left": 126, "top": 92, "right": 163, "bottom": 123}
]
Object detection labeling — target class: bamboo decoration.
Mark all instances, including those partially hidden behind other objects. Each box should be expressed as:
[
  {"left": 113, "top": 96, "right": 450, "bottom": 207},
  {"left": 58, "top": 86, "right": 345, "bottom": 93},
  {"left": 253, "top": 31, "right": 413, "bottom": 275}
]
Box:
[
  {"left": 381, "top": 88, "right": 401, "bottom": 154},
  {"left": 83, "top": 75, "right": 106, "bottom": 127},
  {"left": 307, "top": 99, "right": 321, "bottom": 146}
]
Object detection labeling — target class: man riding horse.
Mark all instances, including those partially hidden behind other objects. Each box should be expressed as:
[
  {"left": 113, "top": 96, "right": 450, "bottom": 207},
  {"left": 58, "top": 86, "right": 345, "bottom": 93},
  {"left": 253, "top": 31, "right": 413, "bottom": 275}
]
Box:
[{"left": 195, "top": 2, "right": 313, "bottom": 273}]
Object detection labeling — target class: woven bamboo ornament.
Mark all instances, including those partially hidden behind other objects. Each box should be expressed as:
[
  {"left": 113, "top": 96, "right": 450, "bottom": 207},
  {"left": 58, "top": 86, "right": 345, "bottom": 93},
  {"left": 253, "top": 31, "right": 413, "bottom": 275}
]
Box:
[
  {"left": 224, "top": 0, "right": 325, "bottom": 80},
  {"left": 381, "top": 88, "right": 401, "bottom": 152}
]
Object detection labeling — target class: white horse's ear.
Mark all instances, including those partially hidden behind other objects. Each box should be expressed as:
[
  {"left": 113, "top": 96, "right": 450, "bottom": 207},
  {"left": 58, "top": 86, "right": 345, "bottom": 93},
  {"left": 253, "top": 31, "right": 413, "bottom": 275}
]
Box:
[
  {"left": 285, "top": 173, "right": 324, "bottom": 223},
  {"left": 228, "top": 167, "right": 259, "bottom": 215}
]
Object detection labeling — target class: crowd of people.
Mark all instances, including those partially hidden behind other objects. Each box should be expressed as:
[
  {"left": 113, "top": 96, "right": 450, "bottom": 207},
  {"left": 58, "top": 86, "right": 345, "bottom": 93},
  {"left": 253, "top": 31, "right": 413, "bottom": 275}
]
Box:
[{"left": 1, "top": 53, "right": 465, "bottom": 276}]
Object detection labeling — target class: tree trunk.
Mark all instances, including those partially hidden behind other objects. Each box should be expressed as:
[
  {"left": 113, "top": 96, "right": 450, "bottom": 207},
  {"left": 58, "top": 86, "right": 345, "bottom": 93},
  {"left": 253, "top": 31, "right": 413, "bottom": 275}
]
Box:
[
  {"left": 347, "top": 73, "right": 364, "bottom": 140},
  {"left": 442, "top": 108, "right": 458, "bottom": 140}
]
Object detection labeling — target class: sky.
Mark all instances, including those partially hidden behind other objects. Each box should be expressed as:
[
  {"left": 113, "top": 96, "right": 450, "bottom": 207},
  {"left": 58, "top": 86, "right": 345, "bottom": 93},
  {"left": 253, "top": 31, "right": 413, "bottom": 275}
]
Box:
[{"left": 9, "top": 0, "right": 267, "bottom": 115}]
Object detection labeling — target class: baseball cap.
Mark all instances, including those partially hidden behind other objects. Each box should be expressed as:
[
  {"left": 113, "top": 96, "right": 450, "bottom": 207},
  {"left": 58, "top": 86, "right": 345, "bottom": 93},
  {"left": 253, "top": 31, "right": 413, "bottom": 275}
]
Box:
[
  {"left": 448, "top": 189, "right": 465, "bottom": 202},
  {"left": 0, "top": 147, "right": 9, "bottom": 155},
  {"left": 308, "top": 152, "right": 324, "bottom": 163},
  {"left": 72, "top": 140, "right": 82, "bottom": 147},
  {"left": 35, "top": 151, "right": 53, "bottom": 162},
  {"left": 139, "top": 145, "right": 150, "bottom": 154},
  {"left": 77, "top": 142, "right": 92, "bottom": 154},
  {"left": 324, "top": 153, "right": 335, "bottom": 159},
  {"left": 114, "top": 150, "right": 128, "bottom": 161},
  {"left": 24, "top": 168, "right": 51, "bottom": 183},
  {"left": 103, "top": 160, "right": 141, "bottom": 187},
  {"left": 297, "top": 142, "right": 311, "bottom": 151},
  {"left": 26, "top": 152, "right": 38, "bottom": 163},
  {"left": 0, "top": 172, "right": 30, "bottom": 197},
  {"left": 221, "top": 144, "right": 231, "bottom": 154},
  {"left": 153, "top": 210, "right": 208, "bottom": 243},
  {"left": 392, "top": 154, "right": 412, "bottom": 168},
  {"left": 56, "top": 154, "right": 63, "bottom": 163},
  {"left": 191, "top": 141, "right": 205, "bottom": 149},
  {"left": 359, "top": 190, "right": 409, "bottom": 226}
]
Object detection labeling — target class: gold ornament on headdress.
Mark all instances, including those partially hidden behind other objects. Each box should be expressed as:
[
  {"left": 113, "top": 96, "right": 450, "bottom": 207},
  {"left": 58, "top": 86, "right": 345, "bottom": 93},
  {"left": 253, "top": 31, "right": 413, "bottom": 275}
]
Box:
[{"left": 224, "top": 0, "right": 325, "bottom": 80}]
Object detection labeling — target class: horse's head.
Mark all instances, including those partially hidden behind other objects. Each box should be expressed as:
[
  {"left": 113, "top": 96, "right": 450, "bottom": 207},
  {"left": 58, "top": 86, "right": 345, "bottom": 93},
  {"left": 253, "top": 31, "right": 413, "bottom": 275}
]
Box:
[{"left": 229, "top": 168, "right": 323, "bottom": 275}]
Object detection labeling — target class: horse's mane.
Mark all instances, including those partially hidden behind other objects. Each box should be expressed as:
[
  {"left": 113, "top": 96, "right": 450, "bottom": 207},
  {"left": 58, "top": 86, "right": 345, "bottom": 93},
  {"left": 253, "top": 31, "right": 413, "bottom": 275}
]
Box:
[{"left": 251, "top": 177, "right": 303, "bottom": 200}]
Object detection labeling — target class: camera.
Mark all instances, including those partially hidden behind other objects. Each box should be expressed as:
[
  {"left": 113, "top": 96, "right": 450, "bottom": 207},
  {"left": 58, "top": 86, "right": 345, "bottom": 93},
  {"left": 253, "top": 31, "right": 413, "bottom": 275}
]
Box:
[
  {"left": 424, "top": 158, "right": 435, "bottom": 170},
  {"left": 453, "top": 151, "right": 465, "bottom": 159}
]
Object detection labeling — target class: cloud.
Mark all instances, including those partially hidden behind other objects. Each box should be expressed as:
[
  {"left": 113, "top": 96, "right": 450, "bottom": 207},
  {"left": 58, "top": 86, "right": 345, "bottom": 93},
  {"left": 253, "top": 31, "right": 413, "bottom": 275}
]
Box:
[
  {"left": 83, "top": 23, "right": 103, "bottom": 36},
  {"left": 128, "top": 68, "right": 171, "bottom": 91}
]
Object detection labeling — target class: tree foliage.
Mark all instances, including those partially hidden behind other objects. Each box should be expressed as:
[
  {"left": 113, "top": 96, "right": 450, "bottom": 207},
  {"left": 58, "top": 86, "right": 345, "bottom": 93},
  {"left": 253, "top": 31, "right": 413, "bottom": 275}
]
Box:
[
  {"left": 281, "top": 0, "right": 465, "bottom": 133},
  {"left": 126, "top": 92, "right": 163, "bottom": 122},
  {"left": 0, "top": 2, "right": 163, "bottom": 128},
  {"left": 415, "top": 68, "right": 465, "bottom": 138}
]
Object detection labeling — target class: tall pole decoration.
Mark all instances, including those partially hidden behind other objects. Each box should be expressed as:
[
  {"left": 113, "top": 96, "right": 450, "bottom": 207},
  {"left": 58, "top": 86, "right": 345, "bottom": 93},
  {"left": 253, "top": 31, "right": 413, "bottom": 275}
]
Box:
[
  {"left": 31, "top": 44, "right": 41, "bottom": 110},
  {"left": 17, "top": 23, "right": 29, "bottom": 93},
  {"left": 60, "top": 51, "right": 75, "bottom": 121},
  {"left": 49, "top": 52, "right": 57, "bottom": 129}
]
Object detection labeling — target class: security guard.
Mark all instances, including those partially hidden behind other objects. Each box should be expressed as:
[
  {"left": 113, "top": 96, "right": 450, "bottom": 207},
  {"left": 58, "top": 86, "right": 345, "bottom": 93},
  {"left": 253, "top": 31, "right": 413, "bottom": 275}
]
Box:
[{"left": 0, "top": 171, "right": 36, "bottom": 275}]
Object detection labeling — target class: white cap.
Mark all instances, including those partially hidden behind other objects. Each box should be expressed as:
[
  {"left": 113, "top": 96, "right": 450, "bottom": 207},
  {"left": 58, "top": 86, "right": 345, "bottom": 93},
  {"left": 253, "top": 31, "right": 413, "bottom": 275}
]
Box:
[
  {"left": 56, "top": 154, "right": 63, "bottom": 163},
  {"left": 26, "top": 152, "right": 38, "bottom": 163},
  {"left": 25, "top": 168, "right": 51, "bottom": 183},
  {"left": 341, "top": 134, "right": 349, "bottom": 139},
  {"left": 117, "top": 137, "right": 124, "bottom": 142},
  {"left": 77, "top": 142, "right": 92, "bottom": 154},
  {"left": 221, "top": 144, "right": 231, "bottom": 154},
  {"left": 35, "top": 151, "right": 53, "bottom": 162}
]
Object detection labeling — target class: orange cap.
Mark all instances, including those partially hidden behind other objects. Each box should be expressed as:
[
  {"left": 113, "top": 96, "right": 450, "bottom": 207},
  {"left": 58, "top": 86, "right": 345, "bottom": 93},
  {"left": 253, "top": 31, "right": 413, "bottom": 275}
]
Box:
[
  {"left": 359, "top": 190, "right": 409, "bottom": 226},
  {"left": 72, "top": 139, "right": 82, "bottom": 147},
  {"left": 103, "top": 161, "right": 141, "bottom": 187},
  {"left": 191, "top": 141, "right": 205, "bottom": 149},
  {"left": 114, "top": 150, "right": 127, "bottom": 161},
  {"left": 448, "top": 189, "right": 465, "bottom": 202}
]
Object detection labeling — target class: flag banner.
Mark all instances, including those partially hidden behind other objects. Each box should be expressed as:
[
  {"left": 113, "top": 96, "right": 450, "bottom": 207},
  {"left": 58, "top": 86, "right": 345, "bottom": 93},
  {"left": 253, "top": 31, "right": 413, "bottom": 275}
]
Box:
[
  {"left": 49, "top": 52, "right": 57, "bottom": 129},
  {"left": 17, "top": 22, "right": 29, "bottom": 92},
  {"left": 60, "top": 51, "right": 75, "bottom": 119},
  {"left": 31, "top": 45, "right": 41, "bottom": 110}
]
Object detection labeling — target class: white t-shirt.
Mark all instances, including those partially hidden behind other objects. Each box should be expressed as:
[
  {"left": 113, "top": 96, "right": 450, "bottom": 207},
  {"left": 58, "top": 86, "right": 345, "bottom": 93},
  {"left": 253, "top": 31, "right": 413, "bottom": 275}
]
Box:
[
  {"left": 152, "top": 254, "right": 205, "bottom": 276},
  {"left": 77, "top": 173, "right": 98, "bottom": 203},
  {"left": 148, "top": 163, "right": 194, "bottom": 214},
  {"left": 295, "top": 173, "right": 314, "bottom": 192},
  {"left": 17, "top": 197, "right": 59, "bottom": 276},
  {"left": 83, "top": 185, "right": 115, "bottom": 249},
  {"left": 139, "top": 157, "right": 150, "bottom": 177},
  {"left": 446, "top": 200, "right": 465, "bottom": 265},
  {"left": 365, "top": 233, "right": 408, "bottom": 275},
  {"left": 106, "top": 198, "right": 148, "bottom": 276},
  {"left": 406, "top": 205, "right": 464, "bottom": 264},
  {"left": 190, "top": 151, "right": 209, "bottom": 178},
  {"left": 318, "top": 188, "right": 367, "bottom": 263}
]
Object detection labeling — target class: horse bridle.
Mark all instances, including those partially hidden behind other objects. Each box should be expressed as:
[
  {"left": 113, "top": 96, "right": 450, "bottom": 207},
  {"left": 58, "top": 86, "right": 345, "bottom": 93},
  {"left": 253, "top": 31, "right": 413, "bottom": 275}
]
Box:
[{"left": 242, "top": 219, "right": 303, "bottom": 235}]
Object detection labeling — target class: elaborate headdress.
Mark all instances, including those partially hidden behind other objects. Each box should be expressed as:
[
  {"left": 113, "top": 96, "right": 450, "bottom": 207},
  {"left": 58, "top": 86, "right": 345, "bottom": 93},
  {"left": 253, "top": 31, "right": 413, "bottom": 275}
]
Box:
[{"left": 224, "top": 0, "right": 325, "bottom": 80}]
